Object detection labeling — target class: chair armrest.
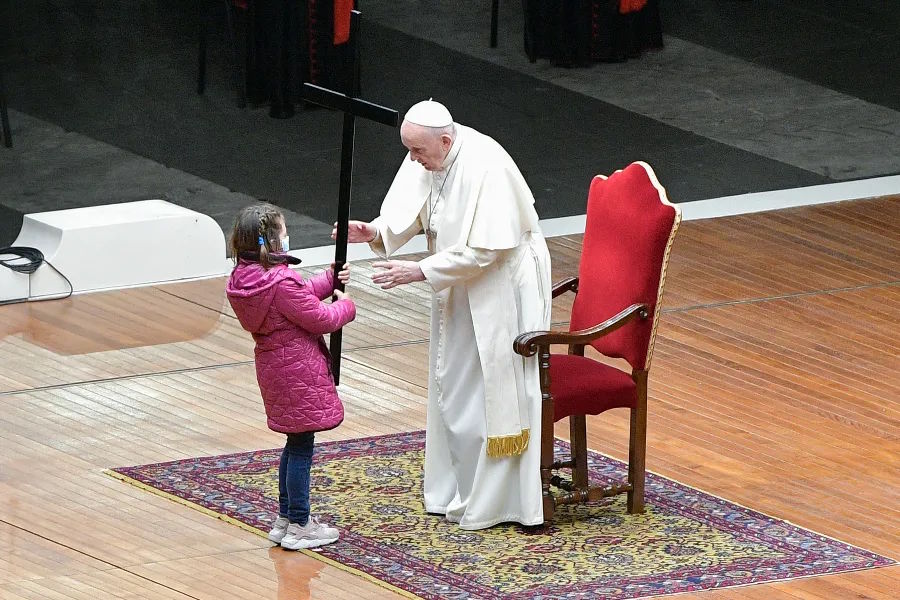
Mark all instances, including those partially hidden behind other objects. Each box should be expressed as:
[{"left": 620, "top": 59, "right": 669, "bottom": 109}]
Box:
[
  {"left": 513, "top": 303, "right": 648, "bottom": 357},
  {"left": 551, "top": 276, "right": 579, "bottom": 298}
]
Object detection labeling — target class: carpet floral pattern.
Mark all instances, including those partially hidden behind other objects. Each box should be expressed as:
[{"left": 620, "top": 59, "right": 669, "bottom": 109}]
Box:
[{"left": 110, "top": 431, "right": 894, "bottom": 599}]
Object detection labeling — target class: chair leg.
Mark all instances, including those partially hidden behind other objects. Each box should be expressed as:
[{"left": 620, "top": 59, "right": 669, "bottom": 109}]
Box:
[
  {"left": 538, "top": 345, "right": 556, "bottom": 522},
  {"left": 627, "top": 372, "right": 648, "bottom": 513},
  {"left": 490, "top": 0, "right": 499, "bottom": 48},
  {"left": 541, "top": 393, "right": 556, "bottom": 522},
  {"left": 244, "top": 0, "right": 256, "bottom": 94},
  {"left": 0, "top": 72, "right": 11, "bottom": 148},
  {"left": 521, "top": 0, "right": 537, "bottom": 63},
  {"left": 569, "top": 414, "right": 588, "bottom": 491},
  {"left": 223, "top": 0, "right": 247, "bottom": 108},
  {"left": 542, "top": 478, "right": 556, "bottom": 522},
  {"left": 197, "top": 0, "right": 208, "bottom": 95}
]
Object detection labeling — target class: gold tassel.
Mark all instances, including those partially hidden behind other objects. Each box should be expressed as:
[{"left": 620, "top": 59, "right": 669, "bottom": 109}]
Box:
[{"left": 486, "top": 429, "right": 530, "bottom": 457}]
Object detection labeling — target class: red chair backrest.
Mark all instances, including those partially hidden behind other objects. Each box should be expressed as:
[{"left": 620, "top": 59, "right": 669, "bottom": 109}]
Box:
[{"left": 570, "top": 162, "right": 680, "bottom": 370}]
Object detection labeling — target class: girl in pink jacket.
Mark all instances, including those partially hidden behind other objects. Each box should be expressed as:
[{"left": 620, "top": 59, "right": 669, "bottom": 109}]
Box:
[{"left": 226, "top": 203, "right": 356, "bottom": 550}]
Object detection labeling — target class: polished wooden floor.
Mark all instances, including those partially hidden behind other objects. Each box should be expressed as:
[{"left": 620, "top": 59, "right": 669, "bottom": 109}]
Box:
[{"left": 1, "top": 196, "right": 898, "bottom": 599}]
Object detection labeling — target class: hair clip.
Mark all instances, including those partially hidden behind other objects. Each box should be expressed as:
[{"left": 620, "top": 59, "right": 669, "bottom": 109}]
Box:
[{"left": 258, "top": 236, "right": 265, "bottom": 246}]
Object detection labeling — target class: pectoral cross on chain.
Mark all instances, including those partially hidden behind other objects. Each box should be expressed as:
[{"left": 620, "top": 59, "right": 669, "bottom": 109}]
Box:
[{"left": 425, "top": 165, "right": 452, "bottom": 252}]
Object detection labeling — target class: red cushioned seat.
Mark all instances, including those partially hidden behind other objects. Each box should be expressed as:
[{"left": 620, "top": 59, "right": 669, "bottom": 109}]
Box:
[{"left": 550, "top": 354, "right": 637, "bottom": 420}]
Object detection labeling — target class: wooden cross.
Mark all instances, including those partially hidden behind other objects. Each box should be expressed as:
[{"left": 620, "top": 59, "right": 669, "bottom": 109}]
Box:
[{"left": 302, "top": 10, "right": 399, "bottom": 385}]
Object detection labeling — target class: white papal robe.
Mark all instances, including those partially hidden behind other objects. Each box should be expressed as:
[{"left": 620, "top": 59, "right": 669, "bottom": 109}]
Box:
[{"left": 369, "top": 124, "right": 552, "bottom": 529}]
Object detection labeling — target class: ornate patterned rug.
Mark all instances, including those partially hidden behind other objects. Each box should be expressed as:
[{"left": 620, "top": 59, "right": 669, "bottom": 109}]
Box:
[{"left": 108, "top": 431, "right": 893, "bottom": 599}]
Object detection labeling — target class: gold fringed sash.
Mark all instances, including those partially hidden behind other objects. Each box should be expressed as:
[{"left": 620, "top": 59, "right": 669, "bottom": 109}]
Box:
[{"left": 486, "top": 428, "right": 530, "bottom": 458}]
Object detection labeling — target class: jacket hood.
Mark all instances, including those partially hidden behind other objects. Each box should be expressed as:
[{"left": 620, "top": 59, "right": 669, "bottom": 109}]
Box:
[{"left": 226, "top": 260, "right": 293, "bottom": 333}]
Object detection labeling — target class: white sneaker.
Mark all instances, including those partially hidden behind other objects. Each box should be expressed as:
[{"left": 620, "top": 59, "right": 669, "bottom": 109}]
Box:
[
  {"left": 268, "top": 516, "right": 290, "bottom": 543},
  {"left": 280, "top": 516, "right": 340, "bottom": 550}
]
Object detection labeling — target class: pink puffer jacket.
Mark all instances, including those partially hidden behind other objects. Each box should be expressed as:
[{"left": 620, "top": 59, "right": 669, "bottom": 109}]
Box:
[{"left": 226, "top": 260, "right": 356, "bottom": 433}]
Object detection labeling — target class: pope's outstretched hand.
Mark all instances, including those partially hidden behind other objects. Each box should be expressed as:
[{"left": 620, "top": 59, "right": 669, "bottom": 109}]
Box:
[
  {"left": 332, "top": 220, "right": 377, "bottom": 243},
  {"left": 372, "top": 260, "right": 425, "bottom": 289}
]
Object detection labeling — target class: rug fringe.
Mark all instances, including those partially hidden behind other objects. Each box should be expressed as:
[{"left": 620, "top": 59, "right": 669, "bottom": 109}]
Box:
[{"left": 103, "top": 469, "right": 425, "bottom": 599}]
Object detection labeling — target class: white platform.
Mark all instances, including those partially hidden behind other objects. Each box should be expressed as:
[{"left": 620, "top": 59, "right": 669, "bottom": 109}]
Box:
[{"left": 3, "top": 200, "right": 225, "bottom": 302}]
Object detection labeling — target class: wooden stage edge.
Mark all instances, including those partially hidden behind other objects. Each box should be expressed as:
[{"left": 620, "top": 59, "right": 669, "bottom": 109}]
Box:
[{"left": 0, "top": 195, "right": 897, "bottom": 599}]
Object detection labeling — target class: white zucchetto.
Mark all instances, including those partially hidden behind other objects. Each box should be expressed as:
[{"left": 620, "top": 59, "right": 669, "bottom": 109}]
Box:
[{"left": 404, "top": 99, "right": 453, "bottom": 127}]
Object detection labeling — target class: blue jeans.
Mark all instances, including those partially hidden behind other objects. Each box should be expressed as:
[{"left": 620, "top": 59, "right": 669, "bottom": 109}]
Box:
[{"left": 278, "top": 432, "right": 315, "bottom": 525}]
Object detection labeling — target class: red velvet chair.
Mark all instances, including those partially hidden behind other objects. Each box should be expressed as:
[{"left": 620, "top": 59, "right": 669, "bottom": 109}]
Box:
[{"left": 514, "top": 161, "right": 681, "bottom": 521}]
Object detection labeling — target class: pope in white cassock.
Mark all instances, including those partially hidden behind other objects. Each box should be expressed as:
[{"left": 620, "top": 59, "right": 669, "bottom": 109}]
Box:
[{"left": 340, "top": 100, "right": 552, "bottom": 529}]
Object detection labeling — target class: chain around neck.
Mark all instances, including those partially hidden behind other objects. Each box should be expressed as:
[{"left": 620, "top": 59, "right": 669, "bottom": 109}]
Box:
[{"left": 426, "top": 142, "right": 462, "bottom": 239}]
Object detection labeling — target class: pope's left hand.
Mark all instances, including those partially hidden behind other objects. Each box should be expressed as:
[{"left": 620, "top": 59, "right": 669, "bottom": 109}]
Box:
[{"left": 372, "top": 260, "right": 425, "bottom": 289}]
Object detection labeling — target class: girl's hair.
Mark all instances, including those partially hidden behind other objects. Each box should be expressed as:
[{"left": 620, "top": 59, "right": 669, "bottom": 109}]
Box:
[{"left": 230, "top": 202, "right": 285, "bottom": 269}]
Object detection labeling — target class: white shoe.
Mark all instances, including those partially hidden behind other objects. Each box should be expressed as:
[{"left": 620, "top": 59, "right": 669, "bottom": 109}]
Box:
[
  {"left": 268, "top": 516, "right": 290, "bottom": 543},
  {"left": 280, "top": 516, "right": 340, "bottom": 550}
]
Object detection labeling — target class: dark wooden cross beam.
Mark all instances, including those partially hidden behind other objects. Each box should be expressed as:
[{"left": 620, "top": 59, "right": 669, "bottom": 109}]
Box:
[{"left": 302, "top": 10, "right": 399, "bottom": 385}]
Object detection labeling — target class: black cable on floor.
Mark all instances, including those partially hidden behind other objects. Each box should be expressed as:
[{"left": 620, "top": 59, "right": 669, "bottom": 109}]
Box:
[
  {"left": 0, "top": 246, "right": 44, "bottom": 274},
  {"left": 0, "top": 246, "right": 74, "bottom": 302}
]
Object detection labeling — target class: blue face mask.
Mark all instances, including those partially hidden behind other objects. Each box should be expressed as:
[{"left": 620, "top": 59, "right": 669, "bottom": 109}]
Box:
[{"left": 281, "top": 236, "right": 290, "bottom": 253}]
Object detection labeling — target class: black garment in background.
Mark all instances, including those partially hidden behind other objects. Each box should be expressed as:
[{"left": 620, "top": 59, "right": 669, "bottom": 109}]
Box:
[
  {"left": 523, "top": 0, "right": 592, "bottom": 67},
  {"left": 245, "top": 0, "right": 352, "bottom": 118},
  {"left": 638, "top": 0, "right": 664, "bottom": 50},
  {"left": 523, "top": 0, "right": 663, "bottom": 67}
]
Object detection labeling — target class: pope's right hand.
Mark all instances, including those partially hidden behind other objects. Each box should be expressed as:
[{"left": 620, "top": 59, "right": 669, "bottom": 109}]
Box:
[{"left": 333, "top": 220, "right": 377, "bottom": 243}]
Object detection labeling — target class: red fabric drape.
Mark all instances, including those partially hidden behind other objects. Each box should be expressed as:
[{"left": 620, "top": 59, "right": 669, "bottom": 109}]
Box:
[
  {"left": 619, "top": 0, "right": 647, "bottom": 14},
  {"left": 333, "top": 0, "right": 354, "bottom": 44}
]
